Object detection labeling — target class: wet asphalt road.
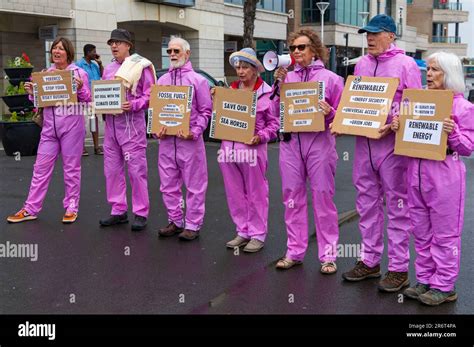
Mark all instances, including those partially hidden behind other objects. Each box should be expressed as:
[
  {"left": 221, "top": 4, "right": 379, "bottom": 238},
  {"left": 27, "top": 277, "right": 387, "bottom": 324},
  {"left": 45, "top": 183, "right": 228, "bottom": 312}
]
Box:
[{"left": 0, "top": 136, "right": 473, "bottom": 314}]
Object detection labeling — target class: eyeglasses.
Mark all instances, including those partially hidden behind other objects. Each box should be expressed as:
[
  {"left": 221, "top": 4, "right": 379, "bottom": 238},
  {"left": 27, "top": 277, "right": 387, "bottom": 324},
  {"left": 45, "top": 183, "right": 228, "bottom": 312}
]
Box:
[
  {"left": 289, "top": 44, "right": 309, "bottom": 52},
  {"left": 166, "top": 48, "right": 181, "bottom": 55},
  {"left": 109, "top": 40, "right": 124, "bottom": 46}
]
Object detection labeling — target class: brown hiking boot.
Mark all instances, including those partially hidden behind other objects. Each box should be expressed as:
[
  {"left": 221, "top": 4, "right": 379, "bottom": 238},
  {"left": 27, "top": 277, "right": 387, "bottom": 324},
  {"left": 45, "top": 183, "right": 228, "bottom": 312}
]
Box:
[
  {"left": 378, "top": 271, "right": 409, "bottom": 292},
  {"left": 342, "top": 261, "right": 381, "bottom": 282},
  {"left": 178, "top": 229, "right": 199, "bottom": 241},
  {"left": 158, "top": 222, "right": 183, "bottom": 237}
]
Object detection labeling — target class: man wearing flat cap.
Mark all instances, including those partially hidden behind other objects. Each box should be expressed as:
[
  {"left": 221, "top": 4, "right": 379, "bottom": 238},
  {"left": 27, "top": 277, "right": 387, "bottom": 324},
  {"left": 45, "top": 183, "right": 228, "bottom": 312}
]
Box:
[
  {"left": 341, "top": 15, "right": 422, "bottom": 292},
  {"left": 99, "top": 28, "right": 156, "bottom": 232}
]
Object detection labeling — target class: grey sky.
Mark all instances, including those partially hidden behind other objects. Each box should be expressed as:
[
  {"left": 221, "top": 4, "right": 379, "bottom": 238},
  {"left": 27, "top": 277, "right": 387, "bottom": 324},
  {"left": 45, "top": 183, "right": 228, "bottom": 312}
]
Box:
[{"left": 458, "top": 0, "right": 474, "bottom": 57}]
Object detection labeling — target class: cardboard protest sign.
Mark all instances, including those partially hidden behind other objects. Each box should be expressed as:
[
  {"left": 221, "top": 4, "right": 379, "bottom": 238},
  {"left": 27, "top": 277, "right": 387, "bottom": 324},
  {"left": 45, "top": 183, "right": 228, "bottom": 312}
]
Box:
[
  {"left": 279, "top": 81, "right": 325, "bottom": 132},
  {"left": 394, "top": 89, "right": 453, "bottom": 161},
  {"left": 147, "top": 85, "right": 193, "bottom": 136},
  {"left": 91, "top": 80, "right": 125, "bottom": 114},
  {"left": 209, "top": 87, "right": 257, "bottom": 143},
  {"left": 332, "top": 75, "right": 399, "bottom": 139},
  {"left": 31, "top": 70, "right": 77, "bottom": 108}
]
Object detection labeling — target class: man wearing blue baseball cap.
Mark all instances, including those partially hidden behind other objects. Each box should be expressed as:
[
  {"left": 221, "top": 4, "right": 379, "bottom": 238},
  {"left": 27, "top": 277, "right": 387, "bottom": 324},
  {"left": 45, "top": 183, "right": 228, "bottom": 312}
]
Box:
[{"left": 339, "top": 14, "right": 422, "bottom": 292}]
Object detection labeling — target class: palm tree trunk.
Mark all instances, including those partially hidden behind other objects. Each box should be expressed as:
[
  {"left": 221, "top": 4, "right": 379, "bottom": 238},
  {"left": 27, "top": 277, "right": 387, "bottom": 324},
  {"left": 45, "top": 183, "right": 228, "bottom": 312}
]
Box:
[{"left": 243, "top": 0, "right": 258, "bottom": 49}]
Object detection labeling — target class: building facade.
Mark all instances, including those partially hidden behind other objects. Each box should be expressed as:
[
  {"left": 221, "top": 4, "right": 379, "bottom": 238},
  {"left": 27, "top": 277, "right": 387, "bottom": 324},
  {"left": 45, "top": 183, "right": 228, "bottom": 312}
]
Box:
[
  {"left": 407, "top": 0, "right": 469, "bottom": 57},
  {"left": 0, "top": 0, "right": 288, "bottom": 114},
  {"left": 288, "top": 0, "right": 469, "bottom": 77}
]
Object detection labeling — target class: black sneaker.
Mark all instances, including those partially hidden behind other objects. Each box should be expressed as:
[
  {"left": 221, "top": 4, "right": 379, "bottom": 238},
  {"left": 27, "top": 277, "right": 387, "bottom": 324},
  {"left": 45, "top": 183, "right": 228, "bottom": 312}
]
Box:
[
  {"left": 403, "top": 283, "right": 430, "bottom": 300},
  {"left": 99, "top": 212, "right": 128, "bottom": 227},
  {"left": 131, "top": 215, "right": 147, "bottom": 232}
]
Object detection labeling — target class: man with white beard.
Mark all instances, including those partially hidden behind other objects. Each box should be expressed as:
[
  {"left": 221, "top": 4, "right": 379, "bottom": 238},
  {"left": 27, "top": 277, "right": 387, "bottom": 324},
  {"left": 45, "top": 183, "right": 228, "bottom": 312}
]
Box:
[{"left": 155, "top": 36, "right": 212, "bottom": 241}]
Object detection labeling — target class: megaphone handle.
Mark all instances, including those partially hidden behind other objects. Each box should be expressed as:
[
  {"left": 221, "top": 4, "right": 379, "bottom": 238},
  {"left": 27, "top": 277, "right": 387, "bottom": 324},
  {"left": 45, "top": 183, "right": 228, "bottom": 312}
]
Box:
[{"left": 270, "top": 80, "right": 280, "bottom": 101}]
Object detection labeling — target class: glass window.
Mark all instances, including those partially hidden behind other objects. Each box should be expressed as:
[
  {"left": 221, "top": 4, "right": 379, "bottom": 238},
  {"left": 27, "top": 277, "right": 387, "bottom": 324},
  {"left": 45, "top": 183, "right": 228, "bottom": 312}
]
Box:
[
  {"left": 322, "top": 0, "right": 368, "bottom": 26},
  {"left": 386, "top": 0, "right": 392, "bottom": 16},
  {"left": 45, "top": 40, "right": 53, "bottom": 69},
  {"left": 162, "top": 37, "right": 170, "bottom": 69},
  {"left": 302, "top": 0, "right": 333, "bottom": 24},
  {"left": 225, "top": 0, "right": 285, "bottom": 13}
]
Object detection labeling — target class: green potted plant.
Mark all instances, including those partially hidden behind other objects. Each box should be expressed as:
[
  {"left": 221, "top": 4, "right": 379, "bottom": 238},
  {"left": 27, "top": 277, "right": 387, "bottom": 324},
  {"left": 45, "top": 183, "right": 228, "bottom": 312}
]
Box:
[
  {"left": 4, "top": 53, "right": 34, "bottom": 86},
  {"left": 2, "top": 81, "right": 33, "bottom": 111},
  {"left": 1, "top": 53, "right": 40, "bottom": 156}
]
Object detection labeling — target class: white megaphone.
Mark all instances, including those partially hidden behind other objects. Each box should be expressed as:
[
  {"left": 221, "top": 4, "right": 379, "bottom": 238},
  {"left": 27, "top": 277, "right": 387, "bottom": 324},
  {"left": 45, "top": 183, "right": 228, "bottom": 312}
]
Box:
[{"left": 263, "top": 51, "right": 295, "bottom": 71}]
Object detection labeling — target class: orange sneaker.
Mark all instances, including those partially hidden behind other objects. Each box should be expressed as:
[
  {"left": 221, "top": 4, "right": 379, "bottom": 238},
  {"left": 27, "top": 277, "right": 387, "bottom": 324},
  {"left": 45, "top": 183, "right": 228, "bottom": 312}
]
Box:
[
  {"left": 62, "top": 212, "right": 78, "bottom": 224},
  {"left": 7, "top": 209, "right": 37, "bottom": 223}
]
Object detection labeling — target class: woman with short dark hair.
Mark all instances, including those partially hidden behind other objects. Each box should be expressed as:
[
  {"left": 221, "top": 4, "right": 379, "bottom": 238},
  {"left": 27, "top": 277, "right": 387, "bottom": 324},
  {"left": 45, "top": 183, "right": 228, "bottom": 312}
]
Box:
[{"left": 7, "top": 37, "right": 90, "bottom": 224}]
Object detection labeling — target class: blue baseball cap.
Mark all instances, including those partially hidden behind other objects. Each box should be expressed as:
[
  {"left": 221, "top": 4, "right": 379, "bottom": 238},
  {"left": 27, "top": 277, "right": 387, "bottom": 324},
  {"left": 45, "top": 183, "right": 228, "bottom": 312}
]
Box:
[{"left": 358, "top": 14, "right": 397, "bottom": 34}]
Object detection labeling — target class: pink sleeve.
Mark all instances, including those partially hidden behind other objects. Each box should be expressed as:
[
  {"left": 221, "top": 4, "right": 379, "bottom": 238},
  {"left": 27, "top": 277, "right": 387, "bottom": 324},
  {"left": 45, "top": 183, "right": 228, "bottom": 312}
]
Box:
[
  {"left": 131, "top": 67, "right": 155, "bottom": 113},
  {"left": 190, "top": 77, "right": 212, "bottom": 140},
  {"left": 76, "top": 69, "right": 91, "bottom": 103},
  {"left": 448, "top": 106, "right": 474, "bottom": 156},
  {"left": 257, "top": 96, "right": 279, "bottom": 143},
  {"left": 325, "top": 75, "right": 344, "bottom": 127}
]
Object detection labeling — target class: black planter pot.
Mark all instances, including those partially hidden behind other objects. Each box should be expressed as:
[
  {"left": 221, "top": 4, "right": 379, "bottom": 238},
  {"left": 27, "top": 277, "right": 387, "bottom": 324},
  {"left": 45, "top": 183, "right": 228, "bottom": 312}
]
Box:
[
  {"left": 0, "top": 121, "right": 41, "bottom": 156},
  {"left": 4, "top": 67, "right": 33, "bottom": 80},
  {"left": 1, "top": 94, "right": 34, "bottom": 113},
  {"left": 7, "top": 77, "right": 28, "bottom": 87}
]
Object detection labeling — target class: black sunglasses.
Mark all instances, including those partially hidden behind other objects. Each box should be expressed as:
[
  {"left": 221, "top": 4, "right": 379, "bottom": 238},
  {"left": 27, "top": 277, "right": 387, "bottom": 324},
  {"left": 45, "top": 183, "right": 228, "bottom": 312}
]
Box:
[
  {"left": 166, "top": 48, "right": 181, "bottom": 54},
  {"left": 289, "top": 44, "right": 309, "bottom": 52},
  {"left": 108, "top": 40, "right": 124, "bottom": 46}
]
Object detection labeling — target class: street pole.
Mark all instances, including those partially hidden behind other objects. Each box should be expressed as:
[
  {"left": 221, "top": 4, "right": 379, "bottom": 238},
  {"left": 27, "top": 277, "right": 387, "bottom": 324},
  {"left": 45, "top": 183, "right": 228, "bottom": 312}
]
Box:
[
  {"left": 344, "top": 33, "right": 349, "bottom": 79},
  {"left": 359, "top": 11, "right": 369, "bottom": 57},
  {"left": 316, "top": 2, "right": 330, "bottom": 44}
]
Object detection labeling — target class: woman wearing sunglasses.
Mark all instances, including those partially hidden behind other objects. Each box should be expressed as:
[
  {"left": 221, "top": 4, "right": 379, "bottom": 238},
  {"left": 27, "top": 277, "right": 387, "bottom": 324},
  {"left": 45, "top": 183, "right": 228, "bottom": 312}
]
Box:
[{"left": 273, "top": 29, "right": 344, "bottom": 273}]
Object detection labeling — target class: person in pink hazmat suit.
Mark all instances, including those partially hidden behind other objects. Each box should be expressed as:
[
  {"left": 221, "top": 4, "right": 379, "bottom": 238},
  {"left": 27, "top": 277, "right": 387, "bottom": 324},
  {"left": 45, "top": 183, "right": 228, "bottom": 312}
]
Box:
[
  {"left": 7, "top": 37, "right": 90, "bottom": 224},
  {"left": 272, "top": 28, "right": 344, "bottom": 274},
  {"left": 391, "top": 52, "right": 474, "bottom": 306},
  {"left": 338, "top": 15, "right": 422, "bottom": 292},
  {"left": 156, "top": 36, "right": 212, "bottom": 241},
  {"left": 219, "top": 48, "right": 279, "bottom": 253},
  {"left": 98, "top": 29, "right": 155, "bottom": 232}
]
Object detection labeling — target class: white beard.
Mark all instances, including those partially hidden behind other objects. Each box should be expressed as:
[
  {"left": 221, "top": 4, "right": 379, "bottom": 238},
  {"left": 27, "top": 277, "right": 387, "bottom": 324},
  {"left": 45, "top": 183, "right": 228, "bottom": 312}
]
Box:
[{"left": 170, "top": 58, "right": 186, "bottom": 69}]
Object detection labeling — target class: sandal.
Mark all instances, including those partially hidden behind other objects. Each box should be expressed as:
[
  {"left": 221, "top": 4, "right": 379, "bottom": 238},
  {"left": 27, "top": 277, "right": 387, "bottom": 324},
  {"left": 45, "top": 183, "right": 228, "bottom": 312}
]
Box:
[
  {"left": 320, "top": 261, "right": 337, "bottom": 275},
  {"left": 276, "top": 257, "right": 302, "bottom": 270}
]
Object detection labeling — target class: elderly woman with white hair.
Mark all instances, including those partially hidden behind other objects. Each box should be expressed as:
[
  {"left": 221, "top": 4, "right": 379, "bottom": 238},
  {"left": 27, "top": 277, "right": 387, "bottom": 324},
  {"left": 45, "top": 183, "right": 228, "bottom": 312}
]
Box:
[
  {"left": 221, "top": 48, "right": 279, "bottom": 253},
  {"left": 392, "top": 51, "right": 474, "bottom": 306}
]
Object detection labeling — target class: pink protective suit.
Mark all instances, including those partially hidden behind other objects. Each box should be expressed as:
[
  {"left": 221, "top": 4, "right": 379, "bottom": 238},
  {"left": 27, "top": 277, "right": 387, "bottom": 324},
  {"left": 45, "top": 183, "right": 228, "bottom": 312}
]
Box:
[
  {"left": 23, "top": 63, "right": 90, "bottom": 215},
  {"left": 157, "top": 61, "right": 212, "bottom": 231},
  {"left": 353, "top": 44, "right": 422, "bottom": 272},
  {"left": 103, "top": 60, "right": 154, "bottom": 218},
  {"left": 219, "top": 78, "right": 279, "bottom": 242},
  {"left": 275, "top": 59, "right": 344, "bottom": 262},
  {"left": 408, "top": 94, "right": 474, "bottom": 292}
]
